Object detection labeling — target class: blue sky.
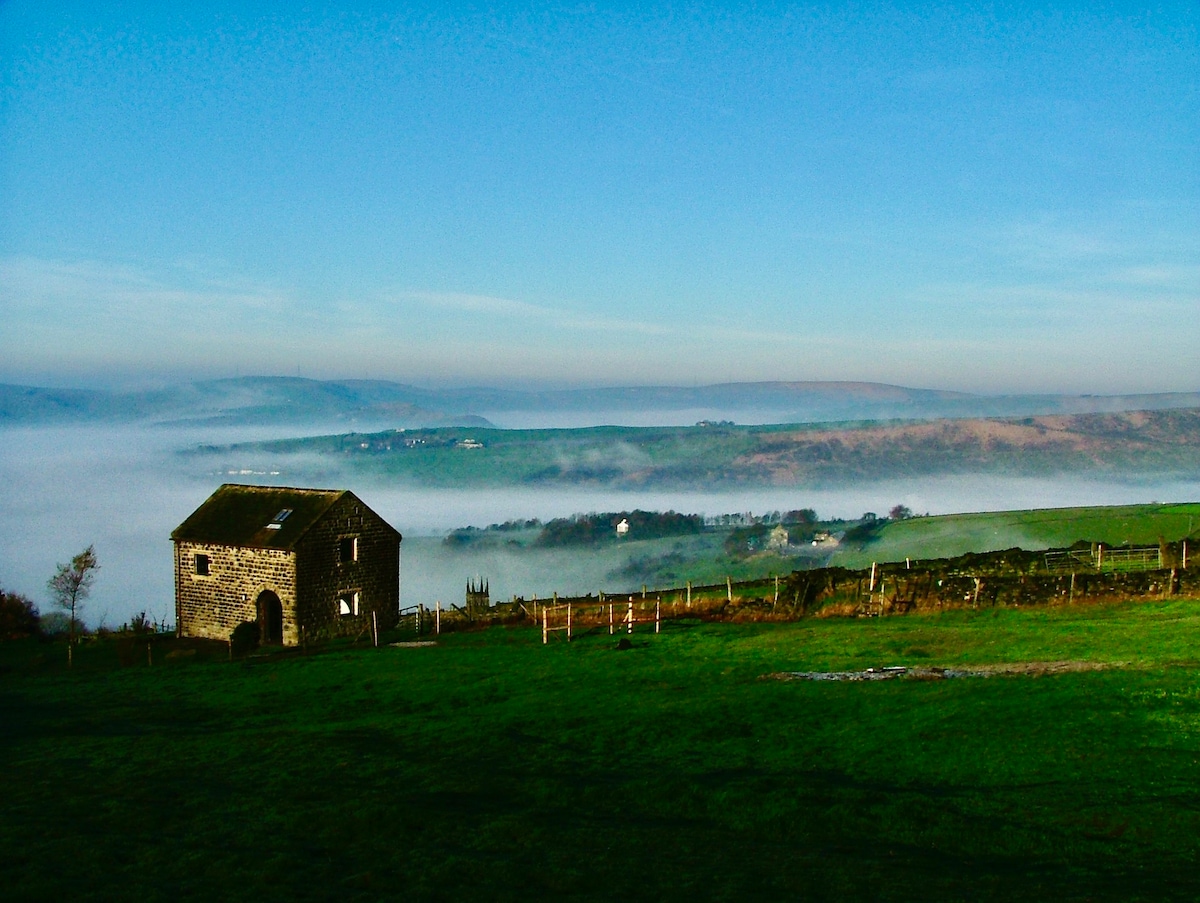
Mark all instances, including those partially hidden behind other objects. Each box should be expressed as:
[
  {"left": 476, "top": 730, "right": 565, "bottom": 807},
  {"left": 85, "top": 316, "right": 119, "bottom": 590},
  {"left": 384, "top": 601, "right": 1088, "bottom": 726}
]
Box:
[{"left": 1, "top": 2, "right": 1196, "bottom": 393}]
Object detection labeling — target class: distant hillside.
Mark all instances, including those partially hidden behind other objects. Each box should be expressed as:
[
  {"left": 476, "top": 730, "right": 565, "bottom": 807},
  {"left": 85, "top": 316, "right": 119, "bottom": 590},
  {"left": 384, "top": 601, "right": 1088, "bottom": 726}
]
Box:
[
  {"left": 4, "top": 375, "right": 1200, "bottom": 429},
  {"left": 0, "top": 378, "right": 492, "bottom": 429},
  {"left": 732, "top": 409, "right": 1200, "bottom": 484},
  {"left": 199, "top": 407, "right": 1200, "bottom": 489}
]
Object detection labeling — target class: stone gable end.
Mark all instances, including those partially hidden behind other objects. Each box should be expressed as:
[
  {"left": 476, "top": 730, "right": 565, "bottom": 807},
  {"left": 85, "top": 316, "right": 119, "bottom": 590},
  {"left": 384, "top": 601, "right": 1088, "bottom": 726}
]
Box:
[{"left": 296, "top": 494, "right": 400, "bottom": 640}]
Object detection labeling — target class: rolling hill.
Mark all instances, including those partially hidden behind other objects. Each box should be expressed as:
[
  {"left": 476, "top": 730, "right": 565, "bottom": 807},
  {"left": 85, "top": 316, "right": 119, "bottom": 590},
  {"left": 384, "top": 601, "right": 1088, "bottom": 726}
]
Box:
[
  {"left": 4, "top": 375, "right": 1200, "bottom": 429},
  {"left": 199, "top": 407, "right": 1200, "bottom": 489}
]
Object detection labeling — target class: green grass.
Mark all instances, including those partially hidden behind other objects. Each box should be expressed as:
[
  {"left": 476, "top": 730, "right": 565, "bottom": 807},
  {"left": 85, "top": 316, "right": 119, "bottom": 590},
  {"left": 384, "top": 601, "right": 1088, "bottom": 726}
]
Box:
[
  {"left": 5, "top": 598, "right": 1200, "bottom": 901},
  {"left": 419, "top": 503, "right": 1200, "bottom": 601},
  {"left": 831, "top": 502, "right": 1200, "bottom": 568}
]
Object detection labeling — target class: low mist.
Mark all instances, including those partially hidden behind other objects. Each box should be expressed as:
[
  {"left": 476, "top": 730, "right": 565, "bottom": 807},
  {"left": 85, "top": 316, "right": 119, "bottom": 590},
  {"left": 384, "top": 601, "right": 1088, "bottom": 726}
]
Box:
[{"left": 2, "top": 421, "right": 1198, "bottom": 630}]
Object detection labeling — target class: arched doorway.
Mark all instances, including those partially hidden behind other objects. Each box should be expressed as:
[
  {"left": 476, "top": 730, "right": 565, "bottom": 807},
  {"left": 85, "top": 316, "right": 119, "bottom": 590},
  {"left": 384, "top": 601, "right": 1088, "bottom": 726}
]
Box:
[{"left": 257, "top": 591, "right": 283, "bottom": 645}]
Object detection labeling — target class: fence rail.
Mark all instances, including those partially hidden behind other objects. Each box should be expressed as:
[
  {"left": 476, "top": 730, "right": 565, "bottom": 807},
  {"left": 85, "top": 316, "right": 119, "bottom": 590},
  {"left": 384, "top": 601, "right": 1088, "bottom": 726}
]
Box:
[
  {"left": 403, "top": 540, "right": 1193, "bottom": 643},
  {"left": 541, "top": 597, "right": 668, "bottom": 643},
  {"left": 1045, "top": 546, "right": 1162, "bottom": 574}
]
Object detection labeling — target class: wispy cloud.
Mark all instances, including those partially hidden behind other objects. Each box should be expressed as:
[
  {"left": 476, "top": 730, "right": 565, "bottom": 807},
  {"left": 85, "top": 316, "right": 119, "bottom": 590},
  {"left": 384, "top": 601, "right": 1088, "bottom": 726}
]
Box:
[
  {"left": 397, "top": 290, "right": 675, "bottom": 336},
  {"left": 0, "top": 256, "right": 293, "bottom": 326},
  {"left": 3, "top": 253, "right": 1196, "bottom": 394},
  {"left": 1107, "top": 265, "right": 1200, "bottom": 289},
  {"left": 0, "top": 257, "right": 317, "bottom": 381}
]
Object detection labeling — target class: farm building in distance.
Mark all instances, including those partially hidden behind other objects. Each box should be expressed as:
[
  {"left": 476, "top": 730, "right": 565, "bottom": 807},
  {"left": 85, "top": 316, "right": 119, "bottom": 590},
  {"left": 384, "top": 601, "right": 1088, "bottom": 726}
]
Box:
[{"left": 171, "top": 484, "right": 401, "bottom": 646}]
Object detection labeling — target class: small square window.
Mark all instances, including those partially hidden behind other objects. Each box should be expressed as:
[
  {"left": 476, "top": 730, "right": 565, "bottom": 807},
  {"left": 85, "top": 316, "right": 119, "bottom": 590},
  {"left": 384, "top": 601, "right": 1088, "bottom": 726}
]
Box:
[
  {"left": 338, "top": 591, "right": 360, "bottom": 616},
  {"left": 195, "top": 553, "right": 210, "bottom": 576},
  {"left": 340, "top": 537, "right": 358, "bottom": 563}
]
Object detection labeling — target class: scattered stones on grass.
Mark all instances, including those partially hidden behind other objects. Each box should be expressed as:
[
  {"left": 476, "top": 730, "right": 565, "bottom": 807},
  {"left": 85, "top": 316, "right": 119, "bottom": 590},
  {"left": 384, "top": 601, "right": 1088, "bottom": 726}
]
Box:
[{"left": 765, "top": 660, "right": 1123, "bottom": 681}]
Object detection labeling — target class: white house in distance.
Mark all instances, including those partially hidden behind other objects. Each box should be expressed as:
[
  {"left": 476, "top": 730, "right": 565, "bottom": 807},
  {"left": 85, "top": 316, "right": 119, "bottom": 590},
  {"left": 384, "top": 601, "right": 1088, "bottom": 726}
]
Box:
[
  {"left": 766, "top": 524, "right": 790, "bottom": 552},
  {"left": 615, "top": 518, "right": 630, "bottom": 537}
]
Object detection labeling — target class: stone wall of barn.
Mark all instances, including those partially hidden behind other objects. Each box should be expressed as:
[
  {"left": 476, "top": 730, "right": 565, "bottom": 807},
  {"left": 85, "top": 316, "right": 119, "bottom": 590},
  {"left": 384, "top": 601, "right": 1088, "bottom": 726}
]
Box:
[
  {"left": 295, "top": 495, "right": 401, "bottom": 640},
  {"left": 174, "top": 541, "right": 298, "bottom": 644}
]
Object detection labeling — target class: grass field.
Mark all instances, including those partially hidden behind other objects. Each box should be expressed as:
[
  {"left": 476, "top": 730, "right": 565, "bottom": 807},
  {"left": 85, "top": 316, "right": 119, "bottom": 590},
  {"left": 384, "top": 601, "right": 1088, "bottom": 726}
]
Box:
[
  {"left": 417, "top": 503, "right": 1200, "bottom": 602},
  {"left": 831, "top": 502, "right": 1200, "bottom": 569},
  {"left": 5, "top": 597, "right": 1200, "bottom": 901}
]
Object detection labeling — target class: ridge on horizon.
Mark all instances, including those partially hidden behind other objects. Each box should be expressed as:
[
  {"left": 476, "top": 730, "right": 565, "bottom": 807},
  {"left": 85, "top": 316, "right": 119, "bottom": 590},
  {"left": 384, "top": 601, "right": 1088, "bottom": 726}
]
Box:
[{"left": 2, "top": 376, "right": 1199, "bottom": 430}]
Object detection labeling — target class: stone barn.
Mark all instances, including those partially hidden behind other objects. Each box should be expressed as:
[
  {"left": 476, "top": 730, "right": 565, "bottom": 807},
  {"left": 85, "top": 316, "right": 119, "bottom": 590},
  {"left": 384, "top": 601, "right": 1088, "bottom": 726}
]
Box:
[{"left": 171, "top": 484, "right": 402, "bottom": 646}]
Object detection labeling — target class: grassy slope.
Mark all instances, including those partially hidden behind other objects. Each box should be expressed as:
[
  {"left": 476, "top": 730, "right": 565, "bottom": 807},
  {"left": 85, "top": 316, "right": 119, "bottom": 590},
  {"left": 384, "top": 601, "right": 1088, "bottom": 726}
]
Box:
[
  {"left": 831, "top": 502, "right": 1200, "bottom": 569},
  {"left": 424, "top": 504, "right": 1200, "bottom": 599},
  {"left": 216, "top": 409, "right": 1200, "bottom": 489},
  {"left": 4, "top": 599, "right": 1200, "bottom": 901}
]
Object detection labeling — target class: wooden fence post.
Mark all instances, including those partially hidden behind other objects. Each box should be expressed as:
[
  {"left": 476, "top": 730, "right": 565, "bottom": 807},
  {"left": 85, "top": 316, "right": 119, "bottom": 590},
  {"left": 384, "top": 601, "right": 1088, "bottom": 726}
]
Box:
[
  {"left": 627, "top": 599, "right": 634, "bottom": 634},
  {"left": 870, "top": 562, "right": 877, "bottom": 593},
  {"left": 436, "top": 600, "right": 441, "bottom": 635},
  {"left": 542, "top": 607, "right": 548, "bottom": 644},
  {"left": 609, "top": 602, "right": 614, "bottom": 635},
  {"left": 567, "top": 603, "right": 573, "bottom": 642},
  {"left": 726, "top": 576, "right": 732, "bottom": 603},
  {"left": 655, "top": 598, "right": 660, "bottom": 634},
  {"left": 687, "top": 581, "right": 692, "bottom": 608}
]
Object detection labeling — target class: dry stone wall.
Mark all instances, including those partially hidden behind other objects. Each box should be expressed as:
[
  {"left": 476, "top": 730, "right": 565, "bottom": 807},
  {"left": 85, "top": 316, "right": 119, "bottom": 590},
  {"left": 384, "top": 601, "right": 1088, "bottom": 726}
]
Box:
[{"left": 781, "top": 543, "right": 1198, "bottom": 617}]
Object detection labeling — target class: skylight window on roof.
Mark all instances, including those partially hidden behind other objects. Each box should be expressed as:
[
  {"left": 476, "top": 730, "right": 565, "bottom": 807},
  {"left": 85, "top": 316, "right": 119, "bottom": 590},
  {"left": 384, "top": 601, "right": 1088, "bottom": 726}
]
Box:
[{"left": 266, "top": 508, "right": 293, "bottom": 530}]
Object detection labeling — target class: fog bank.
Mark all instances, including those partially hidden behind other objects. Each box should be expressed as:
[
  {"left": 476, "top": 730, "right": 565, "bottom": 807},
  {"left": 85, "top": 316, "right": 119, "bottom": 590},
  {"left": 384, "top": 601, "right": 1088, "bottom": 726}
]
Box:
[{"left": 2, "top": 422, "right": 1196, "bottom": 629}]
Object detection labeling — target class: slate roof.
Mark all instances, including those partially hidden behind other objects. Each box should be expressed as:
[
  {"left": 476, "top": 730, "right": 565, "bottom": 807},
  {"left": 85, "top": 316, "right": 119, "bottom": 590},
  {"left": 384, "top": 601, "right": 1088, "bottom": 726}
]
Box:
[{"left": 171, "top": 484, "right": 396, "bottom": 550}]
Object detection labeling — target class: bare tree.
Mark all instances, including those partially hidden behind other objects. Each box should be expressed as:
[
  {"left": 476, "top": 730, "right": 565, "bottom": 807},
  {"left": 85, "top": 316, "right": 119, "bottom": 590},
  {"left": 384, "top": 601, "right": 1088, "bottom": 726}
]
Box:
[{"left": 48, "top": 545, "right": 99, "bottom": 667}]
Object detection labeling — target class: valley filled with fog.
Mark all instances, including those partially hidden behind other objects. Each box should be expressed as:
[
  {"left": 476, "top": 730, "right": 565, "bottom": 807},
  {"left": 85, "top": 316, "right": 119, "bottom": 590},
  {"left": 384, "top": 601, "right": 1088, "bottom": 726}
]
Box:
[{"left": 3, "top": 420, "right": 1199, "bottom": 630}]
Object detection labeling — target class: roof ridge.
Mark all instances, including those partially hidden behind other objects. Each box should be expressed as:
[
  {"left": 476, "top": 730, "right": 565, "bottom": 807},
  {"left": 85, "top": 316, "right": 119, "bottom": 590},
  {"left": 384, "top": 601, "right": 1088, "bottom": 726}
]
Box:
[{"left": 218, "top": 482, "right": 343, "bottom": 495}]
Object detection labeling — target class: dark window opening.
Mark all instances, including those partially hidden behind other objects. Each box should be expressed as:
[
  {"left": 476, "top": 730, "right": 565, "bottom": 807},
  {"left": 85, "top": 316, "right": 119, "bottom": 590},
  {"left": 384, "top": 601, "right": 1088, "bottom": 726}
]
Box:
[
  {"left": 338, "top": 591, "right": 360, "bottom": 616},
  {"left": 195, "top": 553, "right": 210, "bottom": 576},
  {"left": 340, "top": 537, "right": 358, "bottom": 563}
]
